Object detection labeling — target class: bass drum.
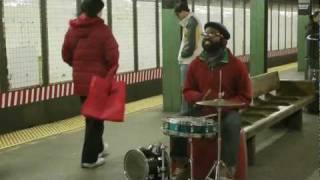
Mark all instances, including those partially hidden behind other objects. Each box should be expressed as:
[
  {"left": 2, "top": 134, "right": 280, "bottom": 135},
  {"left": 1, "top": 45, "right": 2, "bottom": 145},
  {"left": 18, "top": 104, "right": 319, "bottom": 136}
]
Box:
[{"left": 124, "top": 145, "right": 171, "bottom": 180}]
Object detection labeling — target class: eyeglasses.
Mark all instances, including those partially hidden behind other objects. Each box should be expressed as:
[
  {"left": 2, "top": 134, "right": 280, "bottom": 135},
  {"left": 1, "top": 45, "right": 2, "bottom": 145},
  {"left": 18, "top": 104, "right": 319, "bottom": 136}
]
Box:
[{"left": 201, "top": 32, "right": 223, "bottom": 38}]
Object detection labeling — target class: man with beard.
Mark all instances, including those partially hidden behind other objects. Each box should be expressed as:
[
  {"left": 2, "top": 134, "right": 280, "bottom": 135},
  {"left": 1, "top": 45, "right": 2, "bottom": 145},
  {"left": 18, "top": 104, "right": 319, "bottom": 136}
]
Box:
[{"left": 181, "top": 22, "right": 252, "bottom": 180}]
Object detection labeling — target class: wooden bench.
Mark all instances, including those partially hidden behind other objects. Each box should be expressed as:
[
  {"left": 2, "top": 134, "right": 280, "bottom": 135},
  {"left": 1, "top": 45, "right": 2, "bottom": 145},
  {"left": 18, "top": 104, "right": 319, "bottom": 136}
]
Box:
[{"left": 240, "top": 71, "right": 315, "bottom": 165}]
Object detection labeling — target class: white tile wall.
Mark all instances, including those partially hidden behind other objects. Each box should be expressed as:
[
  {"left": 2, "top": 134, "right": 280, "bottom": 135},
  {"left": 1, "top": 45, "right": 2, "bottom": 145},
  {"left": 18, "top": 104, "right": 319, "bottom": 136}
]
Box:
[
  {"left": 194, "top": 5, "right": 206, "bottom": 28},
  {"left": 235, "top": 7, "right": 244, "bottom": 56},
  {"left": 47, "top": 0, "right": 76, "bottom": 83},
  {"left": 3, "top": 0, "right": 41, "bottom": 89},
  {"left": 279, "top": 8, "right": 286, "bottom": 50},
  {"left": 1, "top": 0, "right": 300, "bottom": 89},
  {"left": 100, "top": 0, "right": 108, "bottom": 24},
  {"left": 268, "top": 6, "right": 272, "bottom": 51},
  {"left": 292, "top": 11, "right": 298, "bottom": 48},
  {"left": 159, "top": 1, "right": 163, "bottom": 67},
  {"left": 112, "top": 0, "right": 134, "bottom": 73},
  {"left": 285, "top": 8, "right": 292, "bottom": 48},
  {"left": 210, "top": 3, "right": 221, "bottom": 23},
  {"left": 137, "top": 1, "right": 157, "bottom": 70},
  {"left": 245, "top": 8, "right": 250, "bottom": 54},
  {"left": 271, "top": 6, "right": 279, "bottom": 50},
  {"left": 223, "top": 7, "right": 233, "bottom": 52}
]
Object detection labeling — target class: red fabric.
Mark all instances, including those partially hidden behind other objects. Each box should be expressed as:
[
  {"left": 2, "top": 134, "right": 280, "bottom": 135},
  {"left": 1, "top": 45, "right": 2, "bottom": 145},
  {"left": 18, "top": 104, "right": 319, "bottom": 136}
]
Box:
[
  {"left": 81, "top": 67, "right": 126, "bottom": 122},
  {"left": 62, "top": 14, "right": 119, "bottom": 96},
  {"left": 171, "top": 131, "right": 247, "bottom": 180},
  {"left": 191, "top": 131, "right": 247, "bottom": 180},
  {"left": 183, "top": 49, "right": 252, "bottom": 115}
]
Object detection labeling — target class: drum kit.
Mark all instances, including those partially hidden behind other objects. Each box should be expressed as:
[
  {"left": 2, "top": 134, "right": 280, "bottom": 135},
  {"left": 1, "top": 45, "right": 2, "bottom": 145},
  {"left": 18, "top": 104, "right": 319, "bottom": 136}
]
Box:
[{"left": 124, "top": 71, "right": 245, "bottom": 180}]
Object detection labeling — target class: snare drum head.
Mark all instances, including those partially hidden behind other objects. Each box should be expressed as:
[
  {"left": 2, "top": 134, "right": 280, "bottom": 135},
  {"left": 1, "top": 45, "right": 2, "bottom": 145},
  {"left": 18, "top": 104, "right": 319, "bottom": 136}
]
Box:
[
  {"left": 124, "top": 146, "right": 171, "bottom": 180},
  {"left": 124, "top": 149, "right": 149, "bottom": 180}
]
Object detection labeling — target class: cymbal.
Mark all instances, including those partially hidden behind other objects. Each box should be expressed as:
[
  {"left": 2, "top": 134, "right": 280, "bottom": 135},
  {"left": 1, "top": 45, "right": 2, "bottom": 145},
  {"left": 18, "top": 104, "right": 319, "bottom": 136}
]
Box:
[{"left": 196, "top": 99, "right": 245, "bottom": 107}]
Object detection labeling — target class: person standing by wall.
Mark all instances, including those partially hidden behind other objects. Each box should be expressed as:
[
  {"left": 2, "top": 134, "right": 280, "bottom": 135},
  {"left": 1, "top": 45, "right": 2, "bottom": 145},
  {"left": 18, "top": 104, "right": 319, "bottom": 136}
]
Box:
[
  {"left": 175, "top": 0, "right": 203, "bottom": 115},
  {"left": 62, "top": 0, "right": 119, "bottom": 168},
  {"left": 170, "top": 1, "right": 203, "bottom": 179}
]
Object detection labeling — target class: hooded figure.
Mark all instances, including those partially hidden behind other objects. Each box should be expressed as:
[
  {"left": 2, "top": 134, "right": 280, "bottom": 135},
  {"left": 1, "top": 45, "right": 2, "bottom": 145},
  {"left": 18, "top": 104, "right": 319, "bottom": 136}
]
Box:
[{"left": 62, "top": 0, "right": 119, "bottom": 168}]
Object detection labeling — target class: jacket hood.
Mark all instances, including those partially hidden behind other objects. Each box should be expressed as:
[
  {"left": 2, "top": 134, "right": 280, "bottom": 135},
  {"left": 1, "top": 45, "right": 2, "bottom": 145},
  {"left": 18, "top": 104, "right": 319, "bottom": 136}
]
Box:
[{"left": 69, "top": 14, "right": 104, "bottom": 28}]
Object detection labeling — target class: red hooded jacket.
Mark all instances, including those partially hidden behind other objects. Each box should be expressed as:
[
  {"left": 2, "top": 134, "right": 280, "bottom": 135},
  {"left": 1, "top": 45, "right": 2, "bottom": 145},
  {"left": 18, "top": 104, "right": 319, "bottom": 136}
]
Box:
[{"left": 62, "top": 15, "right": 119, "bottom": 96}]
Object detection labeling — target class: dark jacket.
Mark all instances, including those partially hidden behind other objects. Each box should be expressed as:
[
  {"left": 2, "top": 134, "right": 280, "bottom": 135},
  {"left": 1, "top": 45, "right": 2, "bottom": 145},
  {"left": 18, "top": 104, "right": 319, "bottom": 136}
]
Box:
[{"left": 62, "top": 14, "right": 119, "bottom": 96}]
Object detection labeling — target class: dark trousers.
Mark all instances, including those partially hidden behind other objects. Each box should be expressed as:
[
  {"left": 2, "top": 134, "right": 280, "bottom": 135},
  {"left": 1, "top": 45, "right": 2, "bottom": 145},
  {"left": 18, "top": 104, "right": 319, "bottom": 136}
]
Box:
[
  {"left": 80, "top": 96, "right": 105, "bottom": 163},
  {"left": 170, "top": 111, "right": 240, "bottom": 167},
  {"left": 221, "top": 111, "right": 241, "bottom": 167}
]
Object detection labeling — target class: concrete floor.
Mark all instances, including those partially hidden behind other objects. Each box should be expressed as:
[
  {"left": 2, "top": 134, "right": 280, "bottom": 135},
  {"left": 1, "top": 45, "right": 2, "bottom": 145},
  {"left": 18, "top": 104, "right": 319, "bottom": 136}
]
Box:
[{"left": 0, "top": 67, "right": 318, "bottom": 180}]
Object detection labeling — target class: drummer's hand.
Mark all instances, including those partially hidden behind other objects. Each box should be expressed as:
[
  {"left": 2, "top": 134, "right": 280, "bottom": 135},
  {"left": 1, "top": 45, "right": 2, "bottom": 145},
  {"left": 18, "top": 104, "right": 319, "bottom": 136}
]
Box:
[{"left": 202, "top": 89, "right": 212, "bottom": 100}]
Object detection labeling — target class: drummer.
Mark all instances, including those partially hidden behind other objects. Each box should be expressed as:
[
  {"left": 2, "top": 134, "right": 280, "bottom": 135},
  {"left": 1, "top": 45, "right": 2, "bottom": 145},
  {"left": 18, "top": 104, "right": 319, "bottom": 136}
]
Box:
[{"left": 182, "top": 22, "right": 252, "bottom": 179}]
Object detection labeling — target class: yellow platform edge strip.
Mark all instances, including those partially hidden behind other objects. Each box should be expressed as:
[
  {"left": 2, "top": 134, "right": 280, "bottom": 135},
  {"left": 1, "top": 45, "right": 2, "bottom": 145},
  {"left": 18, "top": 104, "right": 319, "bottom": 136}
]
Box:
[
  {"left": 0, "top": 62, "right": 298, "bottom": 151},
  {"left": 267, "top": 62, "right": 297, "bottom": 73},
  {"left": 0, "top": 95, "right": 163, "bottom": 150}
]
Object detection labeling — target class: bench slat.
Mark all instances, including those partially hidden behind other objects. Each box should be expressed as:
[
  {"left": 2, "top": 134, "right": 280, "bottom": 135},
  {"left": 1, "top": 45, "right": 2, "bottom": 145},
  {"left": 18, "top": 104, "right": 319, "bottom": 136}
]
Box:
[{"left": 251, "top": 71, "right": 280, "bottom": 98}]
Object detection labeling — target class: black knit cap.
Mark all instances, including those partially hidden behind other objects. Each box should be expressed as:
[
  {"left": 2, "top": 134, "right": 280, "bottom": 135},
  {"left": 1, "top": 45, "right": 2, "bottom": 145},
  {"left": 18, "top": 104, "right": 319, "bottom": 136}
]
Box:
[
  {"left": 174, "top": 0, "right": 190, "bottom": 13},
  {"left": 80, "top": 0, "right": 104, "bottom": 17},
  {"left": 204, "top": 22, "right": 230, "bottom": 40}
]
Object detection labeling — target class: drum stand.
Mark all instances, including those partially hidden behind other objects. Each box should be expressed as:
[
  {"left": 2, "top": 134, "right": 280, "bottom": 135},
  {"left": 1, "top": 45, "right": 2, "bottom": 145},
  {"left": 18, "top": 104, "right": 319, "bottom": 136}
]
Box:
[
  {"left": 160, "top": 144, "right": 168, "bottom": 180},
  {"left": 205, "top": 70, "right": 227, "bottom": 180},
  {"left": 188, "top": 132, "right": 194, "bottom": 180},
  {"left": 205, "top": 104, "right": 227, "bottom": 180}
]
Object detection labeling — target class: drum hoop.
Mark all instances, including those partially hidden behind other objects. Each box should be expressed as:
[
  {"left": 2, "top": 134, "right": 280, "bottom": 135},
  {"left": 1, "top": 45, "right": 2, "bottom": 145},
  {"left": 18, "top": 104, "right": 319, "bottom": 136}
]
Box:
[{"left": 124, "top": 149, "right": 149, "bottom": 180}]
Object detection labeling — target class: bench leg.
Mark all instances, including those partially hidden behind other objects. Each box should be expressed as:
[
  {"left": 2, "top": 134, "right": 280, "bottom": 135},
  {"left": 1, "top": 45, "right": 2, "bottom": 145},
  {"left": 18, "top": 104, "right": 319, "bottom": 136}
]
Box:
[
  {"left": 286, "top": 110, "right": 303, "bottom": 131},
  {"left": 246, "top": 136, "right": 256, "bottom": 166}
]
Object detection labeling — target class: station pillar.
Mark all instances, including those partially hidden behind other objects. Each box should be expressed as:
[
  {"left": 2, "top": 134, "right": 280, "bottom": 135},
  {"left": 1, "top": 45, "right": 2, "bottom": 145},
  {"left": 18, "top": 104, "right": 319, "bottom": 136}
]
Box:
[
  {"left": 249, "top": 0, "right": 268, "bottom": 76},
  {"left": 161, "top": 0, "right": 181, "bottom": 112},
  {"left": 297, "top": 0, "right": 311, "bottom": 72}
]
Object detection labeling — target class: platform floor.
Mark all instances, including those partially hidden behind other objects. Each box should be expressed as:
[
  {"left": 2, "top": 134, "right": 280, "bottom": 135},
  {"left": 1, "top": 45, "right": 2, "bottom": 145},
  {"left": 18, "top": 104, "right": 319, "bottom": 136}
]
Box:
[{"left": 0, "top": 64, "right": 319, "bottom": 180}]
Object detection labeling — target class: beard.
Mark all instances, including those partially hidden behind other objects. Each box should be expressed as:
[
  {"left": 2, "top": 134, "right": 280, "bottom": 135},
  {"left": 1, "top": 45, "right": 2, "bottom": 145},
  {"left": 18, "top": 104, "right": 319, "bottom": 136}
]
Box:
[{"left": 202, "top": 39, "right": 223, "bottom": 53}]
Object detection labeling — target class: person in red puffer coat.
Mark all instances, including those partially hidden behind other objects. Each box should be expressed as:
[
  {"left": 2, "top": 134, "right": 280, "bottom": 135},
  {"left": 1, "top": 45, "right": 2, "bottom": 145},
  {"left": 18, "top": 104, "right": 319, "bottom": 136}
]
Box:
[{"left": 62, "top": 0, "right": 119, "bottom": 169}]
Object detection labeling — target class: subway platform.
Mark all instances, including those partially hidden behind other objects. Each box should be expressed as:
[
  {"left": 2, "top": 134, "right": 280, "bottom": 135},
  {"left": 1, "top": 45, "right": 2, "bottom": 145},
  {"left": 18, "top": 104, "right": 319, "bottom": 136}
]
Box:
[{"left": 0, "top": 63, "right": 318, "bottom": 180}]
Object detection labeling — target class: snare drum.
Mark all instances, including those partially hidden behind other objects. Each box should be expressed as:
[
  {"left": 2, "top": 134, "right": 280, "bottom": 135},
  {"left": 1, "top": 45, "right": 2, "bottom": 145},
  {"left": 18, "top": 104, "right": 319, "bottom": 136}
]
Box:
[
  {"left": 162, "top": 117, "right": 217, "bottom": 138},
  {"left": 124, "top": 144, "right": 170, "bottom": 180}
]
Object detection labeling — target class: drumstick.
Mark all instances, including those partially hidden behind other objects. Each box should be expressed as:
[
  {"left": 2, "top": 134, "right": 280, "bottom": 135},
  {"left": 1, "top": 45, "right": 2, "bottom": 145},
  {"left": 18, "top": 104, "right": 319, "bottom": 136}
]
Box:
[
  {"left": 202, "top": 89, "right": 212, "bottom": 100},
  {"left": 193, "top": 89, "right": 212, "bottom": 108}
]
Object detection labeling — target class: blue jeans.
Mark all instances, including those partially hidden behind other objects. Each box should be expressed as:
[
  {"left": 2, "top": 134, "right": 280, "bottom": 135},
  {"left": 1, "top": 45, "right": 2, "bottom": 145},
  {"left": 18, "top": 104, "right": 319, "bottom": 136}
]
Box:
[
  {"left": 180, "top": 64, "right": 190, "bottom": 115},
  {"left": 221, "top": 111, "right": 241, "bottom": 167}
]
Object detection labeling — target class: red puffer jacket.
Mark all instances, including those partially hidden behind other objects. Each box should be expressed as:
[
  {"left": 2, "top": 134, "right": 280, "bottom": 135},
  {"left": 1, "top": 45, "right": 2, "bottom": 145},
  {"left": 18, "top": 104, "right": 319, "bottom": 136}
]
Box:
[{"left": 62, "top": 14, "right": 119, "bottom": 96}]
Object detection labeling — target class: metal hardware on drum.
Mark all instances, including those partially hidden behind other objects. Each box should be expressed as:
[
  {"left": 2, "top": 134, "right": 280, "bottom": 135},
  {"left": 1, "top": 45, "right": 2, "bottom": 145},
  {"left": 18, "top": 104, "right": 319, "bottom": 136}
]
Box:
[
  {"left": 161, "top": 117, "right": 218, "bottom": 138},
  {"left": 124, "top": 143, "right": 170, "bottom": 180}
]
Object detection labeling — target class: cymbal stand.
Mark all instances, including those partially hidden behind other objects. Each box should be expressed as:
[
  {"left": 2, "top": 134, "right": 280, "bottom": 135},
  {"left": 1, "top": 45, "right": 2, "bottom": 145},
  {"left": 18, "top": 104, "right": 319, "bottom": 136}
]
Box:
[
  {"left": 188, "top": 124, "right": 194, "bottom": 180},
  {"left": 205, "top": 70, "right": 227, "bottom": 180},
  {"left": 160, "top": 144, "right": 168, "bottom": 180}
]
